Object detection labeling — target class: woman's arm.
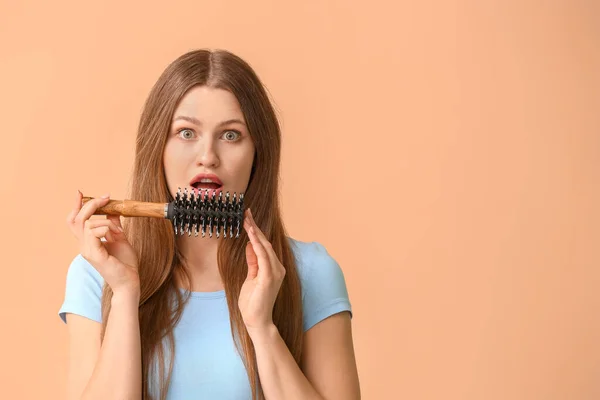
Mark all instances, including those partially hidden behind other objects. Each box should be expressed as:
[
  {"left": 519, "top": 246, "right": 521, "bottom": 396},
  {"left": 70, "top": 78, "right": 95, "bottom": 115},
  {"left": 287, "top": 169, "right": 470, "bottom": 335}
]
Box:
[
  {"left": 250, "top": 311, "right": 360, "bottom": 400},
  {"left": 65, "top": 193, "right": 143, "bottom": 399},
  {"left": 240, "top": 210, "right": 360, "bottom": 400},
  {"left": 66, "top": 288, "right": 141, "bottom": 400}
]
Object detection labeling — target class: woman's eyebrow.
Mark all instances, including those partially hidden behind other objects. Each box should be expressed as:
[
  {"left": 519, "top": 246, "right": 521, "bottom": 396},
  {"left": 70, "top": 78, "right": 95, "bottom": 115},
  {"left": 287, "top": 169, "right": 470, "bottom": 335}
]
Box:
[
  {"left": 173, "top": 115, "right": 202, "bottom": 126},
  {"left": 217, "top": 118, "right": 246, "bottom": 127},
  {"left": 173, "top": 116, "right": 246, "bottom": 127}
]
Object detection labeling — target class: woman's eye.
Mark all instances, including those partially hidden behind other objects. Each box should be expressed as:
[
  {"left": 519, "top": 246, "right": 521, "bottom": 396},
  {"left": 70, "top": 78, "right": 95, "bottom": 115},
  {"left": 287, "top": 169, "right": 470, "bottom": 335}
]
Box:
[
  {"left": 178, "top": 129, "right": 195, "bottom": 140},
  {"left": 223, "top": 130, "right": 241, "bottom": 141}
]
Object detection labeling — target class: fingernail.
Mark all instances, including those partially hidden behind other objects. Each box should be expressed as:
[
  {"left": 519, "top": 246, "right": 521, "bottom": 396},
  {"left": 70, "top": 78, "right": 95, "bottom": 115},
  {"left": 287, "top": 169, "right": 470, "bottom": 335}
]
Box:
[
  {"left": 101, "top": 193, "right": 110, "bottom": 199},
  {"left": 118, "top": 226, "right": 124, "bottom": 232}
]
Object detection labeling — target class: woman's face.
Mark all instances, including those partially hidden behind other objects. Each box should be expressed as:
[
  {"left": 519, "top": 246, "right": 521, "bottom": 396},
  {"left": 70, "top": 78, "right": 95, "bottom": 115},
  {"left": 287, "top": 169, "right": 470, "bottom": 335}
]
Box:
[{"left": 163, "top": 86, "right": 255, "bottom": 202}]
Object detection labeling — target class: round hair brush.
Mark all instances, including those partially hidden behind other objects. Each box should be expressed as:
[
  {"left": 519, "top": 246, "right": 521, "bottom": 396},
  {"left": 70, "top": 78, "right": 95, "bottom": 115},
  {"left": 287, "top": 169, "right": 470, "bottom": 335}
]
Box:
[{"left": 81, "top": 188, "right": 245, "bottom": 238}]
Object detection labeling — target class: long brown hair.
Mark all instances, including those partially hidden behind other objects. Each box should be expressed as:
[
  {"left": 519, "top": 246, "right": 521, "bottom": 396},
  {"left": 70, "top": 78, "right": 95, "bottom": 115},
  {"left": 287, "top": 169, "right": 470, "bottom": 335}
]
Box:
[{"left": 99, "top": 49, "right": 303, "bottom": 400}]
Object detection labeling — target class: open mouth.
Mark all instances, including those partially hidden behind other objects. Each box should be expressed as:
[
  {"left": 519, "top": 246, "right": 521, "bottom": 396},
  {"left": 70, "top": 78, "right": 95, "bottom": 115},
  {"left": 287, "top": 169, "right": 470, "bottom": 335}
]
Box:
[
  {"left": 189, "top": 174, "right": 224, "bottom": 199},
  {"left": 191, "top": 181, "right": 222, "bottom": 191}
]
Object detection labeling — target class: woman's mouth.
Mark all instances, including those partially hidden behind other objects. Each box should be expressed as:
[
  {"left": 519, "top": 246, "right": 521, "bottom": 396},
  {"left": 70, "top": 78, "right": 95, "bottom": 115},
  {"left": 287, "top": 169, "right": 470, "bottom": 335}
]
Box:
[
  {"left": 192, "top": 182, "right": 221, "bottom": 190},
  {"left": 189, "top": 174, "right": 224, "bottom": 199}
]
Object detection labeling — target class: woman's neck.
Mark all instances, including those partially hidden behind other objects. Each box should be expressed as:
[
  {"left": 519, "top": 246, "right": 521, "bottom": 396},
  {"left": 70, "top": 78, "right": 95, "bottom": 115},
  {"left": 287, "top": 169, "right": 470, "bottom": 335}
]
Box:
[{"left": 175, "top": 235, "right": 223, "bottom": 292}]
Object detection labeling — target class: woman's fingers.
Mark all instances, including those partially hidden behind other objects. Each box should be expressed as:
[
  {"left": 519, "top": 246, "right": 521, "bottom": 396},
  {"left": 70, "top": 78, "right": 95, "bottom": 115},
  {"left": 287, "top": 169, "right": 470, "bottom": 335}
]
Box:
[
  {"left": 66, "top": 191, "right": 140, "bottom": 293},
  {"left": 246, "top": 224, "right": 269, "bottom": 264},
  {"left": 87, "top": 224, "right": 112, "bottom": 239},
  {"left": 246, "top": 209, "right": 270, "bottom": 247},
  {"left": 66, "top": 190, "right": 83, "bottom": 230},
  {"left": 82, "top": 224, "right": 109, "bottom": 261},
  {"left": 68, "top": 193, "right": 110, "bottom": 237},
  {"left": 83, "top": 220, "right": 120, "bottom": 250},
  {"left": 85, "top": 219, "right": 122, "bottom": 234},
  {"left": 246, "top": 225, "right": 272, "bottom": 281},
  {"left": 107, "top": 214, "right": 123, "bottom": 230},
  {"left": 245, "top": 209, "right": 286, "bottom": 280},
  {"left": 82, "top": 219, "right": 123, "bottom": 251},
  {"left": 245, "top": 209, "right": 284, "bottom": 282},
  {"left": 246, "top": 210, "right": 276, "bottom": 259},
  {"left": 74, "top": 193, "right": 110, "bottom": 224},
  {"left": 245, "top": 241, "right": 259, "bottom": 280}
]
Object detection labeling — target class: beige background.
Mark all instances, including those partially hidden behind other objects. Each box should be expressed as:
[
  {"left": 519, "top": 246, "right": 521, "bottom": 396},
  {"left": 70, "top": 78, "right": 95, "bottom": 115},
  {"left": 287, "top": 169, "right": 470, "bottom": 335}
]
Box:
[{"left": 1, "top": 1, "right": 598, "bottom": 399}]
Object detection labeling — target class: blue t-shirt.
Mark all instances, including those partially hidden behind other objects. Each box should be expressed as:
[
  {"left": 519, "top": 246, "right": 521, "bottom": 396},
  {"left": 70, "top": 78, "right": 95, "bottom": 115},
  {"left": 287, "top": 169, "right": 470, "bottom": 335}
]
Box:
[{"left": 58, "top": 237, "right": 352, "bottom": 399}]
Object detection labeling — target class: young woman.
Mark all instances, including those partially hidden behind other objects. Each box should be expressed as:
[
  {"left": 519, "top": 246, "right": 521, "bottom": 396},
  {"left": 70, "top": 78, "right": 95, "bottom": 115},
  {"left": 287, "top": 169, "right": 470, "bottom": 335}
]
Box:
[{"left": 59, "top": 49, "right": 360, "bottom": 400}]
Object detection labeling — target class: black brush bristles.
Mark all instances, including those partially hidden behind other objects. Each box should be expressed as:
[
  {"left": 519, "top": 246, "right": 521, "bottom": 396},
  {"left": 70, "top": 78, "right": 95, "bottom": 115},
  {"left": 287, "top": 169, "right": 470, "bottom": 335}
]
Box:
[{"left": 166, "top": 188, "right": 245, "bottom": 238}]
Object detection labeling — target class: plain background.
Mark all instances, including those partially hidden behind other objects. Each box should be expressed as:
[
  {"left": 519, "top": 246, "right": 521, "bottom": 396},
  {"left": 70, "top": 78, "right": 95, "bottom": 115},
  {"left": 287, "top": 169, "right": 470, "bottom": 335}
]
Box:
[{"left": 1, "top": 1, "right": 599, "bottom": 399}]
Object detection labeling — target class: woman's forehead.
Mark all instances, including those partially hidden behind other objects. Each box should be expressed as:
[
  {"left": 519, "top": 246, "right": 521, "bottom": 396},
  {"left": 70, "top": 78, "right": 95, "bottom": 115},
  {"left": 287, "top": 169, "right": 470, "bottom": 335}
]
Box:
[{"left": 175, "top": 86, "right": 244, "bottom": 119}]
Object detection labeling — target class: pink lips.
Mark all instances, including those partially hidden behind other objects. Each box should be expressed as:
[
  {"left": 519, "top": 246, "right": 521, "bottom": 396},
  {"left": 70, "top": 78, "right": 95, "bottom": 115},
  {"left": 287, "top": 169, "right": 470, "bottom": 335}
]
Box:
[
  {"left": 189, "top": 173, "right": 223, "bottom": 186},
  {"left": 189, "top": 173, "right": 223, "bottom": 200}
]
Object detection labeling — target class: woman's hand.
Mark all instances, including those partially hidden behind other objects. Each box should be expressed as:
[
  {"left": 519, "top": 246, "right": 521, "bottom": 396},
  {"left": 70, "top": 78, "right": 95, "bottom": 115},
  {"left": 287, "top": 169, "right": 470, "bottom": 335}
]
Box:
[
  {"left": 238, "top": 208, "right": 286, "bottom": 338},
  {"left": 66, "top": 190, "right": 140, "bottom": 296}
]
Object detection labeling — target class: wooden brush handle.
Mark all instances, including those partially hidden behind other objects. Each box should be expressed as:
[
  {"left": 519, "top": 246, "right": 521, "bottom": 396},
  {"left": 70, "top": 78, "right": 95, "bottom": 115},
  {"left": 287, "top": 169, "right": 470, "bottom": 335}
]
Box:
[{"left": 81, "top": 196, "right": 167, "bottom": 218}]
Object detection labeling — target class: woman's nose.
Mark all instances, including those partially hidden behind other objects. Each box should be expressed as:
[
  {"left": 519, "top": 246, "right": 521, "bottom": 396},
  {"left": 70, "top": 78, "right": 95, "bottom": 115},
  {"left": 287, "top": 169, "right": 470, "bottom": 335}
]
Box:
[{"left": 197, "top": 140, "right": 219, "bottom": 168}]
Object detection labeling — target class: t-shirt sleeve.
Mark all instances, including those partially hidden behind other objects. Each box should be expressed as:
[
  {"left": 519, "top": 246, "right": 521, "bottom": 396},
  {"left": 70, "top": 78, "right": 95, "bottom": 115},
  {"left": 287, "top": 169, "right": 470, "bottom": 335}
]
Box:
[
  {"left": 58, "top": 254, "right": 104, "bottom": 324},
  {"left": 295, "top": 241, "right": 353, "bottom": 332}
]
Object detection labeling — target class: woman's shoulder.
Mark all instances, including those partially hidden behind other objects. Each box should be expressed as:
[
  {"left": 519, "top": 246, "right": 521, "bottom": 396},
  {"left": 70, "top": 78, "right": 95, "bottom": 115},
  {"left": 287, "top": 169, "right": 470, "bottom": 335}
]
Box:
[
  {"left": 287, "top": 237, "right": 342, "bottom": 274},
  {"left": 286, "top": 237, "right": 352, "bottom": 331},
  {"left": 287, "top": 236, "right": 327, "bottom": 256},
  {"left": 58, "top": 254, "right": 104, "bottom": 324},
  {"left": 65, "top": 254, "right": 105, "bottom": 286}
]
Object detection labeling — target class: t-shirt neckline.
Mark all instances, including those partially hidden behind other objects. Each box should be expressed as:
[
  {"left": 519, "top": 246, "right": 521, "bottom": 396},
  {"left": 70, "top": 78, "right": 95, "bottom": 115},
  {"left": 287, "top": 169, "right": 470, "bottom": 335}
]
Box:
[{"left": 178, "top": 287, "right": 226, "bottom": 299}]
